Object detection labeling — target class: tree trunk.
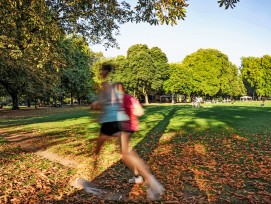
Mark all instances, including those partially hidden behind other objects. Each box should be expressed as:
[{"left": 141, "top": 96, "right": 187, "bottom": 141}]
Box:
[
  {"left": 71, "top": 92, "right": 74, "bottom": 107},
  {"left": 27, "top": 99, "right": 31, "bottom": 107},
  {"left": 78, "top": 96, "right": 81, "bottom": 105},
  {"left": 11, "top": 93, "right": 19, "bottom": 110},
  {"left": 34, "top": 98, "right": 37, "bottom": 109},
  {"left": 144, "top": 94, "right": 149, "bottom": 104},
  {"left": 142, "top": 86, "right": 149, "bottom": 104}
]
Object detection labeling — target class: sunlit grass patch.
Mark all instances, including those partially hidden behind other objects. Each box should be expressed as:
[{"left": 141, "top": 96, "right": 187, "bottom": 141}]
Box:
[{"left": 0, "top": 104, "right": 271, "bottom": 202}]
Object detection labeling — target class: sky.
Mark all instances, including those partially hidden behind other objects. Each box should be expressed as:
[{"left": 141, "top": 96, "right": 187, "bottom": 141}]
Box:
[{"left": 91, "top": 0, "right": 271, "bottom": 67}]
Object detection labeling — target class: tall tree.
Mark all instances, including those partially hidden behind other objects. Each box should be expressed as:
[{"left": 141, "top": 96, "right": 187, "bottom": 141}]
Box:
[
  {"left": 182, "top": 49, "right": 221, "bottom": 97},
  {"left": 0, "top": 0, "right": 63, "bottom": 109},
  {"left": 129, "top": 51, "right": 155, "bottom": 104},
  {"left": 241, "top": 55, "right": 271, "bottom": 98},
  {"left": 149, "top": 47, "right": 169, "bottom": 93},
  {"left": 60, "top": 35, "right": 98, "bottom": 106},
  {"left": 125, "top": 44, "right": 170, "bottom": 103},
  {"left": 181, "top": 49, "right": 244, "bottom": 98},
  {"left": 164, "top": 63, "right": 193, "bottom": 97}
]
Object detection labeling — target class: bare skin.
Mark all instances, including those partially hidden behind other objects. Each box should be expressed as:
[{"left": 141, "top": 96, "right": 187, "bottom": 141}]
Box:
[
  {"left": 93, "top": 64, "right": 164, "bottom": 200},
  {"left": 94, "top": 130, "right": 154, "bottom": 185}
]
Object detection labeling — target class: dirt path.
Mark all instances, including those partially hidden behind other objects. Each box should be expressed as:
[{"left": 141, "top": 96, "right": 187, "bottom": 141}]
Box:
[{"left": 1, "top": 130, "right": 78, "bottom": 168}]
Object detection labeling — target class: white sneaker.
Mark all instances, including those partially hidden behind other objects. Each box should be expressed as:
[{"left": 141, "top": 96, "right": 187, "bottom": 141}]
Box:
[
  {"left": 128, "top": 175, "right": 144, "bottom": 184},
  {"left": 147, "top": 177, "right": 165, "bottom": 201}
]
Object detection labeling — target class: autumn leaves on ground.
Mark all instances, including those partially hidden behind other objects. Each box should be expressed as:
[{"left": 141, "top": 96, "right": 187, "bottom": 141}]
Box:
[{"left": 0, "top": 103, "right": 271, "bottom": 203}]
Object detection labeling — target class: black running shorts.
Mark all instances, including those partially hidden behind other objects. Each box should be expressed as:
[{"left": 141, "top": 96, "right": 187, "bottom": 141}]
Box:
[{"left": 100, "top": 121, "right": 121, "bottom": 136}]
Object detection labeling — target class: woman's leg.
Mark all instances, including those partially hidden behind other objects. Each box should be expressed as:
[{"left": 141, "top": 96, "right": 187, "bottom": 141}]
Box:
[
  {"left": 94, "top": 133, "right": 109, "bottom": 155},
  {"left": 119, "top": 131, "right": 153, "bottom": 183},
  {"left": 119, "top": 131, "right": 164, "bottom": 200}
]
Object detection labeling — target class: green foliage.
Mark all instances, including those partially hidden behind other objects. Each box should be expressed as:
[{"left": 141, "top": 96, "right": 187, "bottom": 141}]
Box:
[
  {"left": 42, "top": 0, "right": 187, "bottom": 48},
  {"left": 59, "top": 35, "right": 100, "bottom": 104},
  {"left": 164, "top": 63, "right": 192, "bottom": 95},
  {"left": 124, "top": 44, "right": 170, "bottom": 103},
  {"left": 127, "top": 44, "right": 150, "bottom": 58},
  {"left": 0, "top": 0, "right": 241, "bottom": 109},
  {"left": 0, "top": 0, "right": 63, "bottom": 109},
  {"left": 218, "top": 0, "right": 240, "bottom": 9},
  {"left": 182, "top": 49, "right": 222, "bottom": 96},
  {"left": 149, "top": 47, "right": 169, "bottom": 92},
  {"left": 241, "top": 55, "right": 271, "bottom": 97},
  {"left": 128, "top": 50, "right": 155, "bottom": 102},
  {"left": 181, "top": 49, "right": 245, "bottom": 98}
]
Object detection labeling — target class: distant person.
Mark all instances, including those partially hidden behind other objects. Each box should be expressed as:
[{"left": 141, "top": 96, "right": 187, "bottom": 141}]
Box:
[
  {"left": 261, "top": 97, "right": 266, "bottom": 107},
  {"left": 92, "top": 64, "right": 165, "bottom": 201},
  {"left": 191, "top": 97, "right": 196, "bottom": 107},
  {"left": 196, "top": 96, "right": 202, "bottom": 108}
]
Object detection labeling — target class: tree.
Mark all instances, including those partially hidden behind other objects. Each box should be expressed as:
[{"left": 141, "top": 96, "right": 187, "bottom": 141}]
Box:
[
  {"left": 129, "top": 51, "right": 155, "bottom": 104},
  {"left": 149, "top": 47, "right": 169, "bottom": 93},
  {"left": 124, "top": 44, "right": 170, "bottom": 104},
  {"left": 0, "top": 0, "right": 63, "bottom": 109},
  {"left": 261, "top": 55, "right": 271, "bottom": 97},
  {"left": 0, "top": 60, "right": 27, "bottom": 109},
  {"left": 218, "top": 62, "right": 246, "bottom": 98},
  {"left": 0, "top": 0, "right": 239, "bottom": 109},
  {"left": 24, "top": 62, "right": 60, "bottom": 108},
  {"left": 181, "top": 49, "right": 244, "bottom": 98},
  {"left": 164, "top": 63, "right": 193, "bottom": 97},
  {"left": 181, "top": 49, "right": 221, "bottom": 97},
  {"left": 241, "top": 55, "right": 271, "bottom": 98},
  {"left": 59, "top": 35, "right": 98, "bottom": 106}
]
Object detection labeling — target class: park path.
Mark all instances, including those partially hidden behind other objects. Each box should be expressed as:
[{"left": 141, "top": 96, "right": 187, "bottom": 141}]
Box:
[{"left": 1, "top": 129, "right": 77, "bottom": 168}]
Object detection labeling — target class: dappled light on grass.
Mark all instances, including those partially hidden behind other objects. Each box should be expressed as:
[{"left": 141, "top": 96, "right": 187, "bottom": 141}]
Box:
[
  {"left": 0, "top": 105, "right": 271, "bottom": 202},
  {"left": 169, "top": 108, "right": 230, "bottom": 135}
]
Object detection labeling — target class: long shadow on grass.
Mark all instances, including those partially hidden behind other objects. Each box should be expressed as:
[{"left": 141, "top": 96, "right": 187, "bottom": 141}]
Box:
[
  {"left": 166, "top": 105, "right": 271, "bottom": 203},
  {"left": 58, "top": 105, "right": 270, "bottom": 203},
  {"left": 92, "top": 106, "right": 179, "bottom": 183},
  {"left": 59, "top": 106, "right": 182, "bottom": 202}
]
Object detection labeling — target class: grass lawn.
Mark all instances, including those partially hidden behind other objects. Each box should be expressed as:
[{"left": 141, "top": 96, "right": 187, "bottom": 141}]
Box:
[{"left": 0, "top": 102, "right": 270, "bottom": 203}]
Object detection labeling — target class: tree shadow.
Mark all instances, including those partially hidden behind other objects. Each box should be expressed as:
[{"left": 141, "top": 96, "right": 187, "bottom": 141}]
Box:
[
  {"left": 161, "top": 105, "right": 271, "bottom": 203},
  {"left": 59, "top": 106, "right": 212, "bottom": 203},
  {"left": 8, "top": 105, "right": 269, "bottom": 202},
  {"left": 58, "top": 106, "right": 179, "bottom": 202}
]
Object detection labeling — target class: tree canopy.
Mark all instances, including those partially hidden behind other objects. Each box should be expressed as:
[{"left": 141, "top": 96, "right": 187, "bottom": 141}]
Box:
[
  {"left": 181, "top": 49, "right": 245, "bottom": 98},
  {"left": 241, "top": 55, "right": 271, "bottom": 98},
  {"left": 0, "top": 0, "right": 251, "bottom": 109},
  {"left": 164, "top": 63, "right": 193, "bottom": 96}
]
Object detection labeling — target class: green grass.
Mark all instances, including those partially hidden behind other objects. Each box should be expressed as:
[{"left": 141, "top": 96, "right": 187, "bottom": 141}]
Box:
[{"left": 0, "top": 102, "right": 270, "bottom": 203}]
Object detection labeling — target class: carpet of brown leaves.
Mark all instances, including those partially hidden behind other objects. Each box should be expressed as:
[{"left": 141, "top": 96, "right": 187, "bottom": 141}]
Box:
[{"left": 0, "top": 107, "right": 270, "bottom": 203}]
